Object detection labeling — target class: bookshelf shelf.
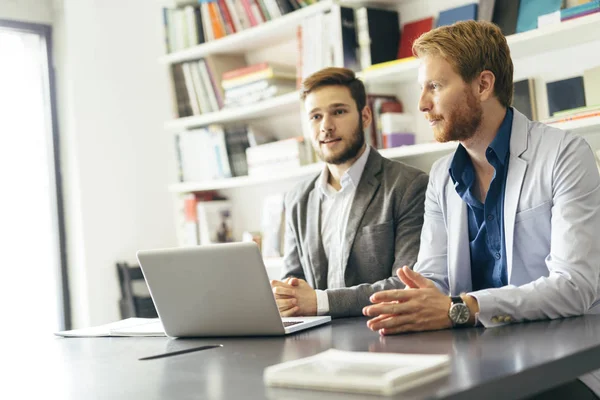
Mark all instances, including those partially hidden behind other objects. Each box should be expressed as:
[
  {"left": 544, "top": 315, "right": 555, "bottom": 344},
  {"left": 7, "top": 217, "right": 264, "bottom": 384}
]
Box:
[
  {"left": 361, "top": 12, "right": 600, "bottom": 85},
  {"left": 159, "top": 0, "right": 333, "bottom": 65},
  {"left": 164, "top": 90, "right": 300, "bottom": 131},
  {"left": 168, "top": 141, "right": 457, "bottom": 193},
  {"left": 547, "top": 115, "right": 600, "bottom": 132}
]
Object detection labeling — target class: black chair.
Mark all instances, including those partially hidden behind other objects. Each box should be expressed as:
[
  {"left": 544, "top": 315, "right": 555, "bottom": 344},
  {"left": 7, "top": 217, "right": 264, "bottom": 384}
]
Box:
[{"left": 116, "top": 262, "right": 158, "bottom": 319}]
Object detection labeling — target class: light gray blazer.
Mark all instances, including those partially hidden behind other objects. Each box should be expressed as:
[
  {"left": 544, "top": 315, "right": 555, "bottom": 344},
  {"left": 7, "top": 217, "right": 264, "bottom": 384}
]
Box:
[
  {"left": 281, "top": 148, "right": 429, "bottom": 318},
  {"left": 414, "top": 108, "right": 600, "bottom": 327}
]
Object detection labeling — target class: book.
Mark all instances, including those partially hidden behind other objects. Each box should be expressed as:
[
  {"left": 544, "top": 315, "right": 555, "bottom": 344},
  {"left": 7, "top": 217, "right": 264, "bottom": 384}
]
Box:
[
  {"left": 513, "top": 78, "right": 538, "bottom": 121},
  {"left": 55, "top": 318, "right": 165, "bottom": 337},
  {"left": 263, "top": 348, "right": 451, "bottom": 396},
  {"left": 584, "top": 65, "right": 600, "bottom": 107},
  {"left": 437, "top": 3, "right": 479, "bottom": 27},
  {"left": 515, "top": 0, "right": 562, "bottom": 33},
  {"left": 546, "top": 76, "right": 586, "bottom": 116},
  {"left": 397, "top": 17, "right": 434, "bottom": 60},
  {"left": 478, "top": 0, "right": 496, "bottom": 21},
  {"left": 491, "top": 0, "right": 521, "bottom": 36},
  {"left": 355, "top": 7, "right": 400, "bottom": 71}
]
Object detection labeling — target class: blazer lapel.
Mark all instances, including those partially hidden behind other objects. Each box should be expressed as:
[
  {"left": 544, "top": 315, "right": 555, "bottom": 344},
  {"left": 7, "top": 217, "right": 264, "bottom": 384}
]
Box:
[
  {"left": 504, "top": 109, "right": 529, "bottom": 282},
  {"left": 446, "top": 181, "right": 472, "bottom": 295},
  {"left": 340, "top": 150, "right": 382, "bottom": 280},
  {"left": 306, "top": 188, "right": 328, "bottom": 289}
]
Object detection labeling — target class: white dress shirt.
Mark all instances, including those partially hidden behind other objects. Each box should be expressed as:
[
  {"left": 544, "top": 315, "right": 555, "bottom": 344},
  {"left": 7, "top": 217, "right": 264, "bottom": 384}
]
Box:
[{"left": 315, "top": 146, "right": 370, "bottom": 315}]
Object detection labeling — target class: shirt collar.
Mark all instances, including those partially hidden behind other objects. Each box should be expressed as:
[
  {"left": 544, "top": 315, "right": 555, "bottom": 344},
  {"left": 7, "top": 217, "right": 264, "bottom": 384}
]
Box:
[
  {"left": 487, "top": 107, "right": 513, "bottom": 166},
  {"left": 449, "top": 107, "right": 514, "bottom": 184},
  {"left": 317, "top": 145, "right": 371, "bottom": 199}
]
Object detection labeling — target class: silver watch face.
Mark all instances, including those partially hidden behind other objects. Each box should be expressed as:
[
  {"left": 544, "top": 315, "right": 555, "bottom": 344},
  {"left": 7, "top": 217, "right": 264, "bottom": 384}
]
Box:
[{"left": 449, "top": 303, "right": 470, "bottom": 325}]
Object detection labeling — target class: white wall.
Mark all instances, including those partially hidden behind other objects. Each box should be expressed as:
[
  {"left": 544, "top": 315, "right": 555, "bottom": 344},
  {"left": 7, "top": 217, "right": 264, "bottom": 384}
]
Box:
[
  {"left": 53, "top": 0, "right": 177, "bottom": 327},
  {"left": 0, "top": 0, "right": 54, "bottom": 24}
]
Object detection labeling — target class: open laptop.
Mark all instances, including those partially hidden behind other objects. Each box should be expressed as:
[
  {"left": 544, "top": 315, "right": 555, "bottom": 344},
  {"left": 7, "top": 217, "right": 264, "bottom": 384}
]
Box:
[{"left": 136, "top": 242, "right": 331, "bottom": 337}]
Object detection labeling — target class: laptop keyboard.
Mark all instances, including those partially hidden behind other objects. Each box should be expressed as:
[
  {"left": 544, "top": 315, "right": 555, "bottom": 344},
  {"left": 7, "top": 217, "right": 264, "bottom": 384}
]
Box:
[{"left": 283, "top": 321, "right": 304, "bottom": 327}]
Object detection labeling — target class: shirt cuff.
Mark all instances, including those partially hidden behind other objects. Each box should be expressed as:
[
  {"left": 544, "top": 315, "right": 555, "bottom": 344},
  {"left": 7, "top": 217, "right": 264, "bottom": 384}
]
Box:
[
  {"left": 468, "top": 291, "right": 509, "bottom": 328},
  {"left": 315, "top": 289, "right": 330, "bottom": 316}
]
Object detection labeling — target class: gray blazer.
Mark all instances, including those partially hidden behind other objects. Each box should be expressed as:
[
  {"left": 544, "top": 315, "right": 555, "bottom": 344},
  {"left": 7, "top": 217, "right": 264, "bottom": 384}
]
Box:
[
  {"left": 414, "top": 108, "right": 600, "bottom": 326},
  {"left": 281, "top": 147, "right": 429, "bottom": 317}
]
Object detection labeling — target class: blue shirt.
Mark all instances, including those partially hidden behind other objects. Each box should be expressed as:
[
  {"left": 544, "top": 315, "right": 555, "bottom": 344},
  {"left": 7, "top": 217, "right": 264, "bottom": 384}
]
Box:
[{"left": 449, "top": 108, "right": 513, "bottom": 291}]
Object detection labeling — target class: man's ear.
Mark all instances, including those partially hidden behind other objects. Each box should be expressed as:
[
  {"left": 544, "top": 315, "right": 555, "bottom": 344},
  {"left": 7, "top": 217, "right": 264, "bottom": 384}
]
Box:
[
  {"left": 361, "top": 105, "right": 373, "bottom": 130},
  {"left": 477, "top": 70, "right": 496, "bottom": 102}
]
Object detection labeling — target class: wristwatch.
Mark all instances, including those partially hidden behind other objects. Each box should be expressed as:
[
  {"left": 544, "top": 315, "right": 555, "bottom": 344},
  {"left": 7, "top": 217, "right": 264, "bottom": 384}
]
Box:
[{"left": 448, "top": 296, "right": 470, "bottom": 327}]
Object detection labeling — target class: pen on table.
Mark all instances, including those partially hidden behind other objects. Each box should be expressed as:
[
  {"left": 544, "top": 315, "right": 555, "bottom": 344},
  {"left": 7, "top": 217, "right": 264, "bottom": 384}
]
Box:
[{"left": 139, "top": 344, "right": 223, "bottom": 361}]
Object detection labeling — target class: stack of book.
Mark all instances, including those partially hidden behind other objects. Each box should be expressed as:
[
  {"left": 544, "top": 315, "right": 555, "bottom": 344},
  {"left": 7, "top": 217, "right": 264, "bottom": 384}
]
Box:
[
  {"left": 560, "top": 0, "right": 600, "bottom": 21},
  {"left": 175, "top": 124, "right": 254, "bottom": 182},
  {"left": 171, "top": 55, "right": 247, "bottom": 118},
  {"left": 162, "top": 1, "right": 322, "bottom": 53},
  {"left": 245, "top": 136, "right": 313, "bottom": 177},
  {"left": 221, "top": 62, "right": 297, "bottom": 107}
]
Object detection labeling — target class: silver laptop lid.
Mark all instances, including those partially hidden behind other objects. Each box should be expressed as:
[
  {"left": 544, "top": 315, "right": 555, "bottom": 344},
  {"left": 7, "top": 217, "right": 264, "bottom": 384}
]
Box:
[{"left": 136, "top": 242, "right": 286, "bottom": 337}]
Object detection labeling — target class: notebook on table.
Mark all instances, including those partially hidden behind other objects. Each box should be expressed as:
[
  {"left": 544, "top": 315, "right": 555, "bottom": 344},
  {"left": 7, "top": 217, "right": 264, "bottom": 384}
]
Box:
[{"left": 136, "top": 242, "right": 330, "bottom": 338}]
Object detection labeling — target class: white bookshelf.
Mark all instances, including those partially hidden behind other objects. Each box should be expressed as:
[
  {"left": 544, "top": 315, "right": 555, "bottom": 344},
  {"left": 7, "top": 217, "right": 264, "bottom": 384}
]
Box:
[
  {"left": 168, "top": 141, "right": 457, "bottom": 193},
  {"left": 159, "top": 0, "right": 333, "bottom": 65},
  {"left": 547, "top": 115, "right": 600, "bottom": 133},
  {"left": 164, "top": 91, "right": 300, "bottom": 131},
  {"left": 361, "top": 12, "right": 600, "bottom": 85}
]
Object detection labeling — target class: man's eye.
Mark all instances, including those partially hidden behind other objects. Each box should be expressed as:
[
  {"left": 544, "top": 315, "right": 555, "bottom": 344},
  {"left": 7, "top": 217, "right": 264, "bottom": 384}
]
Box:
[
  {"left": 311, "top": 115, "right": 321, "bottom": 121},
  {"left": 334, "top": 109, "right": 346, "bottom": 115}
]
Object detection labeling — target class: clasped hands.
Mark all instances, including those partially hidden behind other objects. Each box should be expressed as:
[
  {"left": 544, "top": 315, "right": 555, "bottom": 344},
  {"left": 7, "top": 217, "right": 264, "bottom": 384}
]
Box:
[
  {"left": 362, "top": 266, "right": 453, "bottom": 335},
  {"left": 270, "top": 266, "right": 458, "bottom": 335},
  {"left": 270, "top": 277, "right": 318, "bottom": 317}
]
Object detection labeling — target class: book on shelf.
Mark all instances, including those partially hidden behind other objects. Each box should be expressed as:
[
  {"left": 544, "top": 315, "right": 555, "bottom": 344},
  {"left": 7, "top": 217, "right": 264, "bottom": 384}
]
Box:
[
  {"left": 516, "top": 0, "right": 562, "bottom": 33},
  {"left": 561, "top": 0, "right": 600, "bottom": 21},
  {"left": 546, "top": 76, "right": 586, "bottom": 117},
  {"left": 176, "top": 124, "right": 256, "bottom": 182},
  {"left": 355, "top": 6, "right": 400, "bottom": 72},
  {"left": 162, "top": 0, "right": 318, "bottom": 53},
  {"left": 170, "top": 54, "right": 247, "bottom": 118},
  {"left": 261, "top": 193, "right": 285, "bottom": 258},
  {"left": 221, "top": 62, "right": 296, "bottom": 90},
  {"left": 365, "top": 94, "right": 402, "bottom": 149},
  {"left": 478, "top": 0, "right": 496, "bottom": 22},
  {"left": 175, "top": 191, "right": 221, "bottom": 247},
  {"left": 263, "top": 348, "right": 451, "bottom": 396},
  {"left": 397, "top": 17, "right": 434, "bottom": 60},
  {"left": 584, "top": 65, "right": 600, "bottom": 108},
  {"left": 491, "top": 0, "right": 521, "bottom": 36},
  {"left": 513, "top": 78, "right": 538, "bottom": 121},
  {"left": 437, "top": 3, "right": 479, "bottom": 27},
  {"left": 245, "top": 136, "right": 313, "bottom": 177}
]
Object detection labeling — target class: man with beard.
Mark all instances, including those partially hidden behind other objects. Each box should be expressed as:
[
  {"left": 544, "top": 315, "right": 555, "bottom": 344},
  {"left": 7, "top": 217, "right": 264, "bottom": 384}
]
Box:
[
  {"left": 362, "top": 20, "right": 600, "bottom": 398},
  {"left": 270, "top": 67, "right": 429, "bottom": 318}
]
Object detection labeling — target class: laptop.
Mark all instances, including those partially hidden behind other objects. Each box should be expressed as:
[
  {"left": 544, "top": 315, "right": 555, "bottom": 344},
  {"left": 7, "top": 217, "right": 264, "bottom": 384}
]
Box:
[{"left": 136, "top": 242, "right": 331, "bottom": 338}]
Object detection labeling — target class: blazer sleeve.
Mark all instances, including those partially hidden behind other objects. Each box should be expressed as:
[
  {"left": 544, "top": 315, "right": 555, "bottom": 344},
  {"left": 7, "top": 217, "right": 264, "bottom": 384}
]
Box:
[
  {"left": 326, "top": 172, "right": 429, "bottom": 317},
  {"left": 281, "top": 191, "right": 306, "bottom": 281},
  {"left": 412, "top": 162, "right": 450, "bottom": 293},
  {"left": 472, "top": 135, "right": 600, "bottom": 327}
]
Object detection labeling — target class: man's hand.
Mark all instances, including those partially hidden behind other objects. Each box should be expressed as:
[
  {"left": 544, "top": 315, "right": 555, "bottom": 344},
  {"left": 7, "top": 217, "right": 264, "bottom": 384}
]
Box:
[
  {"left": 362, "top": 266, "right": 452, "bottom": 335},
  {"left": 270, "top": 278, "right": 318, "bottom": 317},
  {"left": 270, "top": 279, "right": 298, "bottom": 317}
]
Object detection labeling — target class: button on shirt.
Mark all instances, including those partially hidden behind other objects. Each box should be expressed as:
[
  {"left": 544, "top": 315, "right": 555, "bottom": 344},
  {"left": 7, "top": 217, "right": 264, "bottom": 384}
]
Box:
[
  {"left": 315, "top": 146, "right": 370, "bottom": 315},
  {"left": 449, "top": 108, "right": 513, "bottom": 291}
]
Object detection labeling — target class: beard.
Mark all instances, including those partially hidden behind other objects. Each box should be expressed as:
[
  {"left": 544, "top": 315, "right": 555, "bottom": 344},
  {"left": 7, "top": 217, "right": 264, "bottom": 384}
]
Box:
[
  {"left": 314, "top": 116, "right": 365, "bottom": 165},
  {"left": 431, "top": 88, "right": 482, "bottom": 143}
]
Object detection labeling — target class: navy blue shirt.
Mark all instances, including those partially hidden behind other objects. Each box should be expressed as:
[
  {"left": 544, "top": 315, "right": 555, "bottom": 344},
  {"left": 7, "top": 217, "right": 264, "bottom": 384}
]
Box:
[{"left": 449, "top": 108, "right": 513, "bottom": 291}]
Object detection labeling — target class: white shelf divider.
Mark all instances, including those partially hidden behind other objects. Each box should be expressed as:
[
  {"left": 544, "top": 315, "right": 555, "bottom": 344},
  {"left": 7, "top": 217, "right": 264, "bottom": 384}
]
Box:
[
  {"left": 164, "top": 91, "right": 300, "bottom": 131},
  {"left": 546, "top": 115, "right": 600, "bottom": 133},
  {"left": 168, "top": 141, "right": 457, "bottom": 193},
  {"left": 159, "top": 0, "right": 333, "bottom": 65}
]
